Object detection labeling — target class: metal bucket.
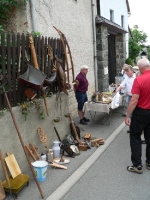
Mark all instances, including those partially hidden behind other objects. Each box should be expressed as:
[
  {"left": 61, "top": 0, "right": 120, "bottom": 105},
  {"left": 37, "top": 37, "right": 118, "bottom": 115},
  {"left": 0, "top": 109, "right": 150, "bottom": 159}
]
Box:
[
  {"left": 32, "top": 160, "right": 48, "bottom": 182},
  {"left": 18, "top": 65, "right": 46, "bottom": 90}
]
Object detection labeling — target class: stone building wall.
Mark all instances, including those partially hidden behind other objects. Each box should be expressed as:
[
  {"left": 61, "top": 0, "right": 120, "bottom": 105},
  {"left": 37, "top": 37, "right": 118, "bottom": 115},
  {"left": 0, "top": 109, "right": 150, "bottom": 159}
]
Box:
[
  {"left": 96, "top": 26, "right": 126, "bottom": 91},
  {"left": 115, "top": 33, "right": 126, "bottom": 75},
  {"left": 96, "top": 25, "right": 109, "bottom": 92}
]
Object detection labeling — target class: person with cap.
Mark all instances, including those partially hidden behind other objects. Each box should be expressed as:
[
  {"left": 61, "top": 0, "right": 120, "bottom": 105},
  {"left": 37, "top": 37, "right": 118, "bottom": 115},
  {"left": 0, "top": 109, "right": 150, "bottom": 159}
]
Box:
[
  {"left": 121, "top": 63, "right": 128, "bottom": 80},
  {"left": 115, "top": 65, "right": 136, "bottom": 133},
  {"left": 74, "top": 65, "right": 90, "bottom": 125},
  {"left": 125, "top": 58, "right": 150, "bottom": 174}
]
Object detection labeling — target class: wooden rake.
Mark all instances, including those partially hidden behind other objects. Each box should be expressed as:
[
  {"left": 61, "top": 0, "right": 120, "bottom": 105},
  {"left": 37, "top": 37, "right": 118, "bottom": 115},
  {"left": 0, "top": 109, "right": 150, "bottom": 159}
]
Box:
[{"left": 37, "top": 127, "right": 67, "bottom": 170}]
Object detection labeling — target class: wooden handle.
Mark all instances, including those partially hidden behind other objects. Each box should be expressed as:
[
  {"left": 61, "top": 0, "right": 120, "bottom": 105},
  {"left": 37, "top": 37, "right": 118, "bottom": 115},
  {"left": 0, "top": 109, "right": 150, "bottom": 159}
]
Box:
[
  {"left": 6, "top": 152, "right": 11, "bottom": 156},
  {"left": 69, "top": 115, "right": 82, "bottom": 144},
  {"left": 29, "top": 143, "right": 41, "bottom": 160},
  {"left": 49, "top": 163, "right": 67, "bottom": 170},
  {"left": 42, "top": 94, "right": 49, "bottom": 116},
  {"left": 29, "top": 34, "right": 39, "bottom": 69},
  {"left": 25, "top": 146, "right": 36, "bottom": 161}
]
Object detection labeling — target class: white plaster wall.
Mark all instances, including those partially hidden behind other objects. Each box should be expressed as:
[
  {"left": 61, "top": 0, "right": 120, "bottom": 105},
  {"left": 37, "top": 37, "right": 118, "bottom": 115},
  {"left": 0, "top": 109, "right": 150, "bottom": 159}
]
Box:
[
  {"left": 26, "top": 0, "right": 95, "bottom": 84},
  {"left": 100, "top": 0, "right": 129, "bottom": 57},
  {"left": 25, "top": 0, "right": 95, "bottom": 113}
]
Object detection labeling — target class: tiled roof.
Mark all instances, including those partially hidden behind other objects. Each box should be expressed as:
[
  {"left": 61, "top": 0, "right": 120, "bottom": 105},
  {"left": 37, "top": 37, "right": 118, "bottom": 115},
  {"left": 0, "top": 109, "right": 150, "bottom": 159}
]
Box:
[{"left": 96, "top": 16, "right": 128, "bottom": 34}]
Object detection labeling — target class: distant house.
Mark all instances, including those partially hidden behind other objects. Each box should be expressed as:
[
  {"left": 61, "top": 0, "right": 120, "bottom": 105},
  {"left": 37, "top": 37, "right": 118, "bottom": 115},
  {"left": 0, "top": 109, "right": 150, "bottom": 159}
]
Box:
[
  {"left": 96, "top": 0, "right": 130, "bottom": 90},
  {"left": 140, "top": 50, "right": 147, "bottom": 58}
]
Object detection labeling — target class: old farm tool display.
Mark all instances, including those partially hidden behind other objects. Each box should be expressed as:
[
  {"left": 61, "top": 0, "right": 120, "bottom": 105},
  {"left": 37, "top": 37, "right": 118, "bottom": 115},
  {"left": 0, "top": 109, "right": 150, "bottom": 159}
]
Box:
[
  {"left": 54, "top": 127, "right": 75, "bottom": 158},
  {"left": 53, "top": 26, "right": 79, "bottom": 90},
  {"left": 0, "top": 81, "right": 44, "bottom": 199},
  {"left": 44, "top": 44, "right": 57, "bottom": 85},
  {"left": 65, "top": 113, "right": 88, "bottom": 151},
  {"left": 18, "top": 35, "right": 50, "bottom": 116},
  {"left": 37, "top": 127, "right": 67, "bottom": 169},
  {"left": 25, "top": 143, "right": 42, "bottom": 162},
  {"left": 55, "top": 56, "right": 69, "bottom": 95},
  {"left": 19, "top": 35, "right": 46, "bottom": 91}
]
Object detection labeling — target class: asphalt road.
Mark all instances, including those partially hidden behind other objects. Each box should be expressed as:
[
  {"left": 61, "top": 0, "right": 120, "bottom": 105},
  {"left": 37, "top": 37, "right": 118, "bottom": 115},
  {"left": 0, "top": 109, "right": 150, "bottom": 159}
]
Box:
[{"left": 61, "top": 126, "right": 150, "bottom": 200}]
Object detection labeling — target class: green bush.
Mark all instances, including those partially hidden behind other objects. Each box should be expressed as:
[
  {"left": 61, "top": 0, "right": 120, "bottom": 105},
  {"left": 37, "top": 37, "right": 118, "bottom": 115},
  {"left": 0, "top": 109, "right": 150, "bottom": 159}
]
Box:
[{"left": 125, "top": 58, "right": 134, "bottom": 66}]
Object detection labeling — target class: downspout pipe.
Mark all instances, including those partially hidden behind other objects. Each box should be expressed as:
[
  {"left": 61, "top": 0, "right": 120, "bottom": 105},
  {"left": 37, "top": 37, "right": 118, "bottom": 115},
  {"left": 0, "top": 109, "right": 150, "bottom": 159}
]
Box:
[
  {"left": 91, "top": 0, "right": 98, "bottom": 91},
  {"left": 30, "top": 0, "right": 37, "bottom": 32}
]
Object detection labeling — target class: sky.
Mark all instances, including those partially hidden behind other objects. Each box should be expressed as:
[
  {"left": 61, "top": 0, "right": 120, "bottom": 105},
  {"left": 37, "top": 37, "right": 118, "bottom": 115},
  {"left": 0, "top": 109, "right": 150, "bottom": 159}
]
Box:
[{"left": 128, "top": 0, "right": 150, "bottom": 45}]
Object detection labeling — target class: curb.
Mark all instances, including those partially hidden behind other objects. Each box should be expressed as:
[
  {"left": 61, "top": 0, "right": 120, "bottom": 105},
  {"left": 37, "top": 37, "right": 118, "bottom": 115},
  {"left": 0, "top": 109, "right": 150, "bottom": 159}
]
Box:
[{"left": 46, "top": 121, "right": 126, "bottom": 200}]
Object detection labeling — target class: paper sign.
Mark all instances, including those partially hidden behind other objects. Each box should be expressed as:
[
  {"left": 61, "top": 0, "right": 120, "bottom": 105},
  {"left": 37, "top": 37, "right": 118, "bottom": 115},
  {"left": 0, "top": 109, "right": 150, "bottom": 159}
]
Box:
[{"left": 104, "top": 66, "right": 108, "bottom": 75}]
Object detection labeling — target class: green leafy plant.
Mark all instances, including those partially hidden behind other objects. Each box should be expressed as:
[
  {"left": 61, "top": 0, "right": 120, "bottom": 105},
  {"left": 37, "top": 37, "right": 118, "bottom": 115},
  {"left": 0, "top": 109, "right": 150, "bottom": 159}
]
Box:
[
  {"left": 125, "top": 58, "right": 133, "bottom": 66},
  {"left": 21, "top": 100, "right": 45, "bottom": 121},
  {"left": 32, "top": 31, "right": 42, "bottom": 37},
  {"left": 0, "top": 0, "right": 28, "bottom": 30},
  {"left": 33, "top": 100, "right": 45, "bottom": 119},
  {"left": 21, "top": 102, "right": 29, "bottom": 121}
]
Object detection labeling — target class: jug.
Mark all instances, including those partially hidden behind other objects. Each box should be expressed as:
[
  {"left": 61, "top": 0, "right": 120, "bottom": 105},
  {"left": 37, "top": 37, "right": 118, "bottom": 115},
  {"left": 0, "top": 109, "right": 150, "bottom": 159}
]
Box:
[
  {"left": 46, "top": 149, "right": 53, "bottom": 162},
  {"left": 52, "top": 140, "right": 60, "bottom": 159}
]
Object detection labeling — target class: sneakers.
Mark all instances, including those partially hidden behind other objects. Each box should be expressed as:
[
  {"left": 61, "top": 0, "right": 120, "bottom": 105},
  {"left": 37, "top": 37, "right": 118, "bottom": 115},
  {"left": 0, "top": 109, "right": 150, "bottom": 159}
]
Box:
[
  {"left": 83, "top": 117, "right": 90, "bottom": 122},
  {"left": 80, "top": 119, "right": 87, "bottom": 125},
  {"left": 146, "top": 162, "right": 150, "bottom": 170},
  {"left": 127, "top": 165, "right": 143, "bottom": 174}
]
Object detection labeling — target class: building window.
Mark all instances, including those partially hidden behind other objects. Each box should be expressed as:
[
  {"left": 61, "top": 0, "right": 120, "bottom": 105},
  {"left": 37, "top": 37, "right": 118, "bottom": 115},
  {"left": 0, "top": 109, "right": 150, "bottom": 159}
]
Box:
[
  {"left": 121, "top": 15, "right": 124, "bottom": 27},
  {"left": 97, "top": 0, "right": 100, "bottom": 15},
  {"left": 110, "top": 10, "right": 114, "bottom": 22}
]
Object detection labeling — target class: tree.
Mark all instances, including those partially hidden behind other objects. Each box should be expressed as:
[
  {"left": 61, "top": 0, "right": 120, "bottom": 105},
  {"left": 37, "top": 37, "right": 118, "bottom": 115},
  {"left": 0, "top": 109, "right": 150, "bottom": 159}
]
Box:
[
  {"left": 147, "top": 46, "right": 150, "bottom": 60},
  {"left": 129, "top": 25, "right": 148, "bottom": 62}
]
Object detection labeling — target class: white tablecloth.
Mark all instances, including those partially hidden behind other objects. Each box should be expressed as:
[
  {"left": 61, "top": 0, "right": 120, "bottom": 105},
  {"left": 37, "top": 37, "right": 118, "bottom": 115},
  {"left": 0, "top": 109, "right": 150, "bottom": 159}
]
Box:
[
  {"left": 83, "top": 95, "right": 125, "bottom": 114},
  {"left": 83, "top": 102, "right": 111, "bottom": 114}
]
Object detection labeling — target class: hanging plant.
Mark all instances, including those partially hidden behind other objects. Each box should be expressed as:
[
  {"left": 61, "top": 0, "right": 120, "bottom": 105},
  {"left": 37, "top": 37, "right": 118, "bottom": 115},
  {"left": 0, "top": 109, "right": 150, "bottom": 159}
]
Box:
[
  {"left": 21, "top": 102, "right": 29, "bottom": 121},
  {"left": 21, "top": 100, "right": 45, "bottom": 121}
]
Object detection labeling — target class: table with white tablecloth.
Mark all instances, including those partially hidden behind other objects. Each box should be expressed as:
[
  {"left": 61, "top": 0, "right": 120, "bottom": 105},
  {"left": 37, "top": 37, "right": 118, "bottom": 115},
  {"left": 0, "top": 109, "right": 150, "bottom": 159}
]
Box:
[{"left": 83, "top": 94, "right": 125, "bottom": 125}]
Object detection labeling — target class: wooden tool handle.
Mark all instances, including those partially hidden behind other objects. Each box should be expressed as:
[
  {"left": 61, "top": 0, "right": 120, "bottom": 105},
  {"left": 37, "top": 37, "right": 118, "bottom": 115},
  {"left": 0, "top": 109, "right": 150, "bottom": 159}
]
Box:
[
  {"left": 29, "top": 34, "right": 39, "bottom": 69},
  {"left": 49, "top": 163, "right": 67, "bottom": 170},
  {"left": 25, "top": 146, "right": 36, "bottom": 161},
  {"left": 69, "top": 115, "right": 82, "bottom": 144},
  {"left": 6, "top": 152, "right": 11, "bottom": 156},
  {"left": 29, "top": 143, "right": 41, "bottom": 160},
  {"left": 42, "top": 94, "right": 49, "bottom": 116}
]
